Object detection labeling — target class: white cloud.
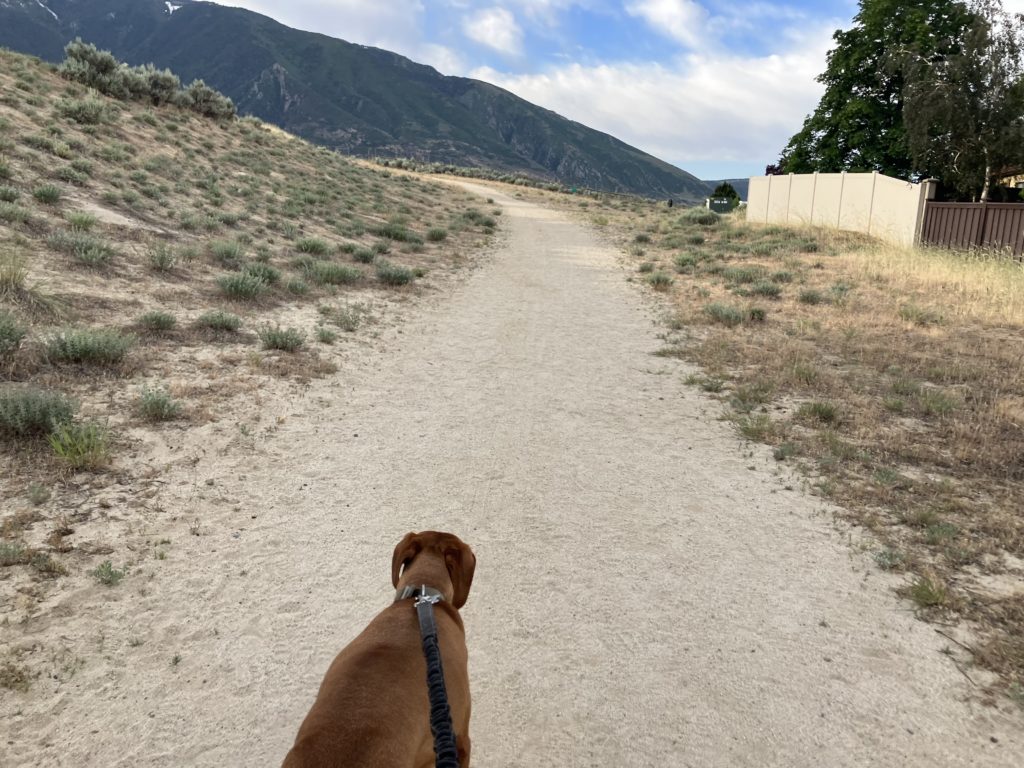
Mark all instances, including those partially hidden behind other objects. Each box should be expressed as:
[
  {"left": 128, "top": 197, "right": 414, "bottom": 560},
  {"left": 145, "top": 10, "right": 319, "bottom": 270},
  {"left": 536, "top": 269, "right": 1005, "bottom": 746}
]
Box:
[
  {"left": 471, "top": 23, "right": 834, "bottom": 171},
  {"left": 462, "top": 7, "right": 525, "bottom": 55},
  {"left": 625, "top": 0, "right": 709, "bottom": 49}
]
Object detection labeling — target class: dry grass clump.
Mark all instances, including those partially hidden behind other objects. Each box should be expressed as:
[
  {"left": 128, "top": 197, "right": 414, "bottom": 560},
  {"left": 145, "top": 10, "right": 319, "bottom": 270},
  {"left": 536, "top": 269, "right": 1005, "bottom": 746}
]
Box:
[{"left": 608, "top": 201, "right": 1024, "bottom": 696}]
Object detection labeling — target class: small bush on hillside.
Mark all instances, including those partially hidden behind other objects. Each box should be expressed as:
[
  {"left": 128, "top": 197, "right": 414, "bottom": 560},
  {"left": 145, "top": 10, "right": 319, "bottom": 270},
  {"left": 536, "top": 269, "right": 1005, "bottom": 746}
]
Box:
[
  {"left": 0, "top": 310, "right": 27, "bottom": 356},
  {"left": 705, "top": 303, "right": 746, "bottom": 327},
  {"left": 90, "top": 560, "right": 126, "bottom": 586},
  {"left": 257, "top": 325, "right": 304, "bottom": 352},
  {"left": 56, "top": 96, "right": 111, "bottom": 125},
  {"left": 209, "top": 240, "right": 244, "bottom": 267},
  {"left": 682, "top": 209, "right": 720, "bottom": 227},
  {"left": 138, "top": 311, "right": 176, "bottom": 332},
  {"left": 33, "top": 185, "right": 61, "bottom": 204},
  {"left": 49, "top": 421, "right": 111, "bottom": 469},
  {"left": 195, "top": 310, "right": 240, "bottom": 332},
  {"left": 352, "top": 247, "right": 375, "bottom": 264},
  {"left": 646, "top": 271, "right": 673, "bottom": 290},
  {"left": 66, "top": 211, "right": 98, "bottom": 231},
  {"left": 48, "top": 230, "right": 115, "bottom": 267},
  {"left": 242, "top": 262, "right": 281, "bottom": 284},
  {"left": 217, "top": 272, "right": 267, "bottom": 300},
  {"left": 179, "top": 79, "right": 236, "bottom": 120},
  {"left": 148, "top": 244, "right": 176, "bottom": 271},
  {"left": 303, "top": 261, "right": 362, "bottom": 286},
  {"left": 375, "top": 260, "right": 413, "bottom": 286},
  {"left": 295, "top": 238, "right": 330, "bottom": 255},
  {"left": 0, "top": 157, "right": 11, "bottom": 181},
  {"left": 0, "top": 202, "right": 31, "bottom": 225},
  {"left": 0, "top": 388, "right": 76, "bottom": 436},
  {"left": 45, "top": 328, "right": 133, "bottom": 364},
  {"left": 427, "top": 227, "right": 448, "bottom": 242},
  {"left": 0, "top": 186, "right": 18, "bottom": 203},
  {"left": 285, "top": 277, "right": 309, "bottom": 295},
  {"left": 137, "top": 386, "right": 182, "bottom": 422}
]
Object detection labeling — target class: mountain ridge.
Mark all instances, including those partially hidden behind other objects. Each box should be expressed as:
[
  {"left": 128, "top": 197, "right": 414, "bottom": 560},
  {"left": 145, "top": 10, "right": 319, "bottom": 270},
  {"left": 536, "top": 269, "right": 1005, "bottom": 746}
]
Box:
[{"left": 0, "top": 0, "right": 712, "bottom": 201}]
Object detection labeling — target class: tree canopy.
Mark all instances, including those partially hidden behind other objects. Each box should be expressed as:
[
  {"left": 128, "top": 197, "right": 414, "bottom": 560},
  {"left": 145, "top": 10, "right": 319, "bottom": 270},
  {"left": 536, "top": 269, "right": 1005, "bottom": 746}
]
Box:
[
  {"left": 777, "top": 0, "right": 974, "bottom": 178},
  {"left": 902, "top": 0, "right": 1024, "bottom": 199}
]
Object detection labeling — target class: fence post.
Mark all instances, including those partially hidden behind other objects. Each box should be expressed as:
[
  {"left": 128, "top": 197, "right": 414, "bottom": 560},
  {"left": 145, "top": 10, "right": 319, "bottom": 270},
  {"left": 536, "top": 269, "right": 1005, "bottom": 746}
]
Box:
[{"left": 914, "top": 179, "right": 937, "bottom": 245}]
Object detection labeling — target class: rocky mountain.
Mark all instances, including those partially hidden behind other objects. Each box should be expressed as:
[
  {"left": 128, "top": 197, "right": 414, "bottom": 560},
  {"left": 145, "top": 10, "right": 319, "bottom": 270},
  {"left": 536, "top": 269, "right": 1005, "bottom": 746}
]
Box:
[{"left": 0, "top": 0, "right": 711, "bottom": 201}]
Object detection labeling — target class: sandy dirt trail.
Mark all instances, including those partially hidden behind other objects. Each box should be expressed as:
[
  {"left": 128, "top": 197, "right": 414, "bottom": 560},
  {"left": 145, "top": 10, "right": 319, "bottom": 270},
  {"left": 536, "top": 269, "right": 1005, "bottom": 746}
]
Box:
[{"left": 6, "top": 183, "right": 1022, "bottom": 767}]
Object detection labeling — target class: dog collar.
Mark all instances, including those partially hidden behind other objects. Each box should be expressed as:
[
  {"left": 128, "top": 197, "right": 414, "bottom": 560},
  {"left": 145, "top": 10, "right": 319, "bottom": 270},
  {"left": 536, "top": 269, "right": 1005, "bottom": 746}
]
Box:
[{"left": 394, "top": 584, "right": 445, "bottom": 603}]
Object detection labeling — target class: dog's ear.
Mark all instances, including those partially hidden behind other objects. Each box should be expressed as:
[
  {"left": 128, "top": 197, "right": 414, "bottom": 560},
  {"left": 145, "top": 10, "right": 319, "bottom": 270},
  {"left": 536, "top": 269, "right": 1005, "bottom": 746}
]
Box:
[
  {"left": 391, "top": 532, "right": 420, "bottom": 588},
  {"left": 445, "top": 541, "right": 476, "bottom": 609}
]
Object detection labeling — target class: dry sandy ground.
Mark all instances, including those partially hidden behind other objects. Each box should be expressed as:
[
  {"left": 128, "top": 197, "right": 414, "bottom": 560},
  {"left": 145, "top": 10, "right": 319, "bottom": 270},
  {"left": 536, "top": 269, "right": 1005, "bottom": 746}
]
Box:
[{"left": 4, "top": 182, "right": 1022, "bottom": 766}]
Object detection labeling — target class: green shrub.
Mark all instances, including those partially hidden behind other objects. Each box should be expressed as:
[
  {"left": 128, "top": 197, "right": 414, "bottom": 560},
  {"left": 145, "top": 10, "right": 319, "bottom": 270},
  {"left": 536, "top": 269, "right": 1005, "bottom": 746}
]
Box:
[
  {"left": 0, "top": 310, "right": 27, "bottom": 356},
  {"left": 798, "top": 289, "right": 825, "bottom": 305},
  {"left": 217, "top": 272, "right": 267, "bottom": 300},
  {"left": 179, "top": 79, "right": 236, "bottom": 119},
  {"left": 304, "top": 261, "right": 362, "bottom": 286},
  {"left": 375, "top": 221, "right": 419, "bottom": 242},
  {"left": 0, "top": 202, "right": 31, "bottom": 224},
  {"left": 148, "top": 244, "right": 176, "bottom": 271},
  {"left": 315, "top": 326, "right": 338, "bottom": 344},
  {"left": 770, "top": 270, "right": 794, "bottom": 283},
  {"left": 646, "top": 271, "right": 673, "bottom": 290},
  {"left": 48, "top": 230, "right": 115, "bottom": 267},
  {"left": 426, "top": 227, "right": 448, "bottom": 242},
  {"left": 0, "top": 186, "right": 19, "bottom": 202},
  {"left": 682, "top": 209, "right": 720, "bottom": 226},
  {"left": 634, "top": 233, "right": 651, "bottom": 243},
  {"left": 722, "top": 266, "right": 764, "bottom": 284},
  {"left": 705, "top": 303, "right": 745, "bottom": 327},
  {"left": 137, "top": 386, "right": 182, "bottom": 421},
  {"left": 686, "top": 234, "right": 705, "bottom": 245},
  {"left": 0, "top": 388, "right": 76, "bottom": 436},
  {"left": 257, "top": 325, "right": 304, "bottom": 352},
  {"left": 295, "top": 237, "right": 330, "bottom": 255},
  {"left": 195, "top": 310, "right": 240, "bottom": 332},
  {"left": 90, "top": 560, "right": 125, "bottom": 586},
  {"left": 49, "top": 421, "right": 110, "bottom": 469},
  {"left": 638, "top": 261, "right": 655, "bottom": 273},
  {"left": 747, "top": 306, "right": 767, "bottom": 323},
  {"left": 376, "top": 260, "right": 414, "bottom": 286},
  {"left": 798, "top": 401, "right": 841, "bottom": 425},
  {"left": 242, "top": 262, "right": 281, "bottom": 284},
  {"left": 352, "top": 247, "right": 375, "bottom": 264},
  {"left": 138, "top": 311, "right": 176, "bottom": 332},
  {"left": 45, "top": 328, "right": 133, "bottom": 364},
  {"left": 285, "top": 278, "right": 309, "bottom": 295},
  {"left": 0, "top": 157, "right": 11, "bottom": 181},
  {"left": 749, "top": 281, "right": 782, "bottom": 298},
  {"left": 209, "top": 240, "right": 244, "bottom": 267},
  {"left": 32, "top": 184, "right": 61, "bottom": 204},
  {"left": 56, "top": 96, "right": 110, "bottom": 124},
  {"left": 66, "top": 211, "right": 98, "bottom": 231}
]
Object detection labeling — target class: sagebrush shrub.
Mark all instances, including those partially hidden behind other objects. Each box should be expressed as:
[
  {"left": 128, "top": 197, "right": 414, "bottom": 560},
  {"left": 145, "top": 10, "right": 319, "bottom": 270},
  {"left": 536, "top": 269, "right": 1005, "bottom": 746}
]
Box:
[
  {"left": 303, "top": 261, "right": 361, "bottom": 286},
  {"left": 375, "top": 260, "right": 413, "bottom": 286},
  {"left": 48, "top": 230, "right": 115, "bottom": 267},
  {"left": 138, "top": 311, "right": 176, "bottom": 331},
  {"left": 195, "top": 310, "right": 241, "bottom": 332},
  {"left": 49, "top": 421, "right": 111, "bottom": 469},
  {"left": 295, "top": 238, "right": 330, "bottom": 255},
  {"left": 33, "top": 185, "right": 61, "bottom": 204},
  {"left": 0, "top": 310, "right": 26, "bottom": 356},
  {"left": 258, "top": 325, "right": 304, "bottom": 352},
  {"left": 217, "top": 272, "right": 266, "bottom": 300},
  {"left": 243, "top": 262, "right": 281, "bottom": 284},
  {"left": 45, "top": 328, "right": 133, "bottom": 364},
  {"left": 137, "top": 386, "right": 182, "bottom": 422},
  {"left": 0, "top": 388, "right": 76, "bottom": 436}
]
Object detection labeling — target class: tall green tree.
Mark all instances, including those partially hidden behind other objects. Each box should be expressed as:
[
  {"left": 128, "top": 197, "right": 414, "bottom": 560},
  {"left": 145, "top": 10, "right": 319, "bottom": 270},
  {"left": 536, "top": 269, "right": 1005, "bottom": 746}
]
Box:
[
  {"left": 778, "top": 0, "right": 974, "bottom": 178},
  {"left": 902, "top": 1, "right": 1024, "bottom": 200}
]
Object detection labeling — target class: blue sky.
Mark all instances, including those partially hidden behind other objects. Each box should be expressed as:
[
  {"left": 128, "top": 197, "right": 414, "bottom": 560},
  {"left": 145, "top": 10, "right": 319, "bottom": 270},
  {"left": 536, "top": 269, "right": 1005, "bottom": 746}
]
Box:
[{"left": 211, "top": 1, "right": 873, "bottom": 179}]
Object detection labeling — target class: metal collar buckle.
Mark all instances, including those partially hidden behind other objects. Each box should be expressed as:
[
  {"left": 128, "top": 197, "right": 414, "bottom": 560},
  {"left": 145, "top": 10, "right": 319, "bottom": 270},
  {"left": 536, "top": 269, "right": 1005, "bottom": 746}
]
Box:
[{"left": 394, "top": 584, "right": 445, "bottom": 604}]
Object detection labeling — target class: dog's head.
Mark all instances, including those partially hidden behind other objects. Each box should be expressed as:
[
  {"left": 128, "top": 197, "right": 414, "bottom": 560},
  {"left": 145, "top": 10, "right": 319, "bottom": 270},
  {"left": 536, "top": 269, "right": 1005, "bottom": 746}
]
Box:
[{"left": 391, "top": 531, "right": 476, "bottom": 609}]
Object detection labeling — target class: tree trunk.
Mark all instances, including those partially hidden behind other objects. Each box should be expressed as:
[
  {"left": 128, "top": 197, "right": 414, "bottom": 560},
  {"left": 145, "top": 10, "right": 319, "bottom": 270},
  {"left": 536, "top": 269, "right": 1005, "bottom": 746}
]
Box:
[{"left": 981, "top": 149, "right": 991, "bottom": 202}]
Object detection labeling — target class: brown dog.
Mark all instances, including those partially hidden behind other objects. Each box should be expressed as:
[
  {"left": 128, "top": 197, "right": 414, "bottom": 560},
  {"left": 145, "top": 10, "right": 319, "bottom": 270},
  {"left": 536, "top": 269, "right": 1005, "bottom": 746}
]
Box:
[{"left": 283, "top": 531, "right": 476, "bottom": 768}]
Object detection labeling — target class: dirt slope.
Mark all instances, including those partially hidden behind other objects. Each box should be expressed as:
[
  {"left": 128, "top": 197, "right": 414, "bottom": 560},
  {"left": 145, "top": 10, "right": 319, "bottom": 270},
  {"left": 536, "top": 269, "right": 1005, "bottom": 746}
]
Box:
[{"left": 3, "top": 182, "right": 1021, "bottom": 766}]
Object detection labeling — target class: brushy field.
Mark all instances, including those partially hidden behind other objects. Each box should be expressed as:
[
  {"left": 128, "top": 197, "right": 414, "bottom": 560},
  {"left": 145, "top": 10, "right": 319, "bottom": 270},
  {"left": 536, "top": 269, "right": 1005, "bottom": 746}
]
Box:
[
  {"left": 556, "top": 192, "right": 1024, "bottom": 702},
  {"left": 0, "top": 48, "right": 495, "bottom": 689}
]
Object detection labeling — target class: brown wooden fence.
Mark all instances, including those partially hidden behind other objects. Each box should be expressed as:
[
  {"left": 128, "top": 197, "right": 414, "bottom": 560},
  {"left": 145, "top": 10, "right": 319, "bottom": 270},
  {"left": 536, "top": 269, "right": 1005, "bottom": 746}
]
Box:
[{"left": 921, "top": 202, "right": 1024, "bottom": 258}]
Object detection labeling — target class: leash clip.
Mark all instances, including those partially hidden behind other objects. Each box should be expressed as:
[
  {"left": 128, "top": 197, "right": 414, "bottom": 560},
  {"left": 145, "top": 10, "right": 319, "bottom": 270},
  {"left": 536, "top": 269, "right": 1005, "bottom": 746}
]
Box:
[{"left": 414, "top": 584, "right": 443, "bottom": 606}]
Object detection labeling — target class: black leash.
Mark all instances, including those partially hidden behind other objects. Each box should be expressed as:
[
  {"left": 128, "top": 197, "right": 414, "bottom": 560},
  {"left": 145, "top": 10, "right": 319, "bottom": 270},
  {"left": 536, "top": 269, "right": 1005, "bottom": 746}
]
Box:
[{"left": 399, "top": 585, "right": 460, "bottom": 768}]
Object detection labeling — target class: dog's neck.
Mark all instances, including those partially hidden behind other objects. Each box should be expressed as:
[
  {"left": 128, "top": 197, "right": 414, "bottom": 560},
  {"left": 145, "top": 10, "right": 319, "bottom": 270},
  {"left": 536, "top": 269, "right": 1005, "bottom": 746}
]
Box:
[{"left": 394, "top": 556, "right": 453, "bottom": 603}]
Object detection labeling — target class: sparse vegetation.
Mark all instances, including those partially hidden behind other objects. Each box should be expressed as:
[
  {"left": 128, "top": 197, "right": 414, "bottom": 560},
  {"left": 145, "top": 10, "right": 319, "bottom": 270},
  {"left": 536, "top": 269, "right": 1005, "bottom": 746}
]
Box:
[
  {"left": 90, "top": 560, "right": 126, "bottom": 586},
  {"left": 375, "top": 260, "right": 414, "bottom": 286},
  {"left": 45, "top": 328, "right": 133, "bottom": 365},
  {"left": 137, "top": 386, "right": 182, "bottom": 422},
  {"left": 217, "top": 272, "right": 267, "bottom": 300},
  {"left": 49, "top": 421, "right": 111, "bottom": 469},
  {"left": 0, "top": 388, "right": 76, "bottom": 436},
  {"left": 195, "top": 310, "right": 241, "bottom": 333},
  {"left": 257, "top": 325, "right": 304, "bottom": 352},
  {"left": 138, "top": 311, "right": 176, "bottom": 332}
]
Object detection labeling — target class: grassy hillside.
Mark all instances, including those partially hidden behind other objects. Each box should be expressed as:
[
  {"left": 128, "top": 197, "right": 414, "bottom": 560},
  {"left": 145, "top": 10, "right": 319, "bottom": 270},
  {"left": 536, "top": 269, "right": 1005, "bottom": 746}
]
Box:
[
  {"left": 0, "top": 0, "right": 710, "bottom": 201},
  {"left": 0, "top": 47, "right": 492, "bottom": 647}
]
